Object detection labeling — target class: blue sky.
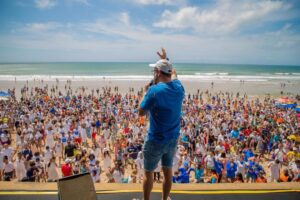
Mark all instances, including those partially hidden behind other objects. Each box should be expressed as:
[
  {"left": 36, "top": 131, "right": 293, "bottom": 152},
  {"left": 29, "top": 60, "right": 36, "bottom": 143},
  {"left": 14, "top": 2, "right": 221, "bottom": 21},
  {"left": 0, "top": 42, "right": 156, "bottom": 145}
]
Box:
[{"left": 0, "top": 0, "right": 300, "bottom": 65}]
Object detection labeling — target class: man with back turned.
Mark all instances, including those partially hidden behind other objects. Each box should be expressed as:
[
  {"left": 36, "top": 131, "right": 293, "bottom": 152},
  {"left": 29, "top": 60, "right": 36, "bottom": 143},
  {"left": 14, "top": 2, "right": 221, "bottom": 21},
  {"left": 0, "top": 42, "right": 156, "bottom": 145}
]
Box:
[{"left": 139, "top": 48, "right": 185, "bottom": 200}]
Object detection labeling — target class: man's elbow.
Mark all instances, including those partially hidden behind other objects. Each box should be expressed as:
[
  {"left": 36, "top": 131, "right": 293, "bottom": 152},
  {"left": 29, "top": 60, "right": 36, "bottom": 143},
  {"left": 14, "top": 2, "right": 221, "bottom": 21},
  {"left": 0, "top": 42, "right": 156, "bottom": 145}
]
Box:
[{"left": 138, "top": 108, "right": 146, "bottom": 116}]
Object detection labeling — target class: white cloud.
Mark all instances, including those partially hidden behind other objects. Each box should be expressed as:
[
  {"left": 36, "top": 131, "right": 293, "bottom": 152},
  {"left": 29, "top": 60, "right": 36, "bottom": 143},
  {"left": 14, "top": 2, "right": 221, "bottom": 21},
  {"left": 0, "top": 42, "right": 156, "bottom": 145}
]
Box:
[
  {"left": 154, "top": 0, "right": 290, "bottom": 33},
  {"left": 82, "top": 12, "right": 151, "bottom": 41},
  {"left": 2, "top": 24, "right": 300, "bottom": 64},
  {"left": 4, "top": 16, "right": 300, "bottom": 64},
  {"left": 23, "top": 22, "right": 61, "bottom": 32},
  {"left": 35, "top": 0, "right": 57, "bottom": 9},
  {"left": 120, "top": 12, "right": 130, "bottom": 26},
  {"left": 133, "top": 0, "right": 185, "bottom": 6}
]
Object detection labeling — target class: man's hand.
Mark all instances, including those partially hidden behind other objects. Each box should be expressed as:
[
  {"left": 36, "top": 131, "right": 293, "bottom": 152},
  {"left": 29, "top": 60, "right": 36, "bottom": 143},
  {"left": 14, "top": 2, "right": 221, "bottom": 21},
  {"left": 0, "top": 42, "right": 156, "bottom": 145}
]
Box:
[
  {"left": 144, "top": 80, "right": 154, "bottom": 93},
  {"left": 157, "top": 48, "right": 167, "bottom": 60},
  {"left": 138, "top": 108, "right": 146, "bottom": 116}
]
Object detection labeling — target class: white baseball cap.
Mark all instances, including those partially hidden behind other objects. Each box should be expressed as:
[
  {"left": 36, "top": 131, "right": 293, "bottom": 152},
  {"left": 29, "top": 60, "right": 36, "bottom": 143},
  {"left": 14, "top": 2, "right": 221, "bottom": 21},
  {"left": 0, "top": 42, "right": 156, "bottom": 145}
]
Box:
[{"left": 149, "top": 59, "right": 173, "bottom": 75}]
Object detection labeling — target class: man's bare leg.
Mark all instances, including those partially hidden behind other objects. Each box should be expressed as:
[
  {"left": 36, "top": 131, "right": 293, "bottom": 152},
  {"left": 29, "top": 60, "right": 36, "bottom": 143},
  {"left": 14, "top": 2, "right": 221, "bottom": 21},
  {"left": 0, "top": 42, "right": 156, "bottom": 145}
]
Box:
[
  {"left": 162, "top": 167, "right": 172, "bottom": 200},
  {"left": 143, "top": 171, "right": 154, "bottom": 200}
]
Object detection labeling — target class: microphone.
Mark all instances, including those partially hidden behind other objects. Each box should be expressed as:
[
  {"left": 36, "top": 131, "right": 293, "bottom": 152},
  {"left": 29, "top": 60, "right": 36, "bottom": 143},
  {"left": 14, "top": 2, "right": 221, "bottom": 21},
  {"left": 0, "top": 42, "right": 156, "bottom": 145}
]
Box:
[{"left": 149, "top": 79, "right": 155, "bottom": 87}]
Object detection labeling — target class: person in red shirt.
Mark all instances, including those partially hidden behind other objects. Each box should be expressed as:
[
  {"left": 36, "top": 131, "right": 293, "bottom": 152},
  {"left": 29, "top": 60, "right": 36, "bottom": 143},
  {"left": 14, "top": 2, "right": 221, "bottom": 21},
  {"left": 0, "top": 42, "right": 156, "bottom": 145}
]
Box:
[
  {"left": 223, "top": 139, "right": 230, "bottom": 153},
  {"left": 61, "top": 159, "right": 72, "bottom": 177},
  {"left": 91, "top": 131, "right": 97, "bottom": 143},
  {"left": 244, "top": 127, "right": 251, "bottom": 137}
]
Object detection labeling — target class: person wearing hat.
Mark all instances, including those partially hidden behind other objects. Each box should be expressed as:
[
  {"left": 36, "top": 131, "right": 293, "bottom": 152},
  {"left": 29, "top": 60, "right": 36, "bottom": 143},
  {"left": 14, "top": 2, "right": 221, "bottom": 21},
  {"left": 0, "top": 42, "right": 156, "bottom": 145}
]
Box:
[
  {"left": 139, "top": 48, "right": 184, "bottom": 200},
  {"left": 103, "top": 148, "right": 112, "bottom": 172}
]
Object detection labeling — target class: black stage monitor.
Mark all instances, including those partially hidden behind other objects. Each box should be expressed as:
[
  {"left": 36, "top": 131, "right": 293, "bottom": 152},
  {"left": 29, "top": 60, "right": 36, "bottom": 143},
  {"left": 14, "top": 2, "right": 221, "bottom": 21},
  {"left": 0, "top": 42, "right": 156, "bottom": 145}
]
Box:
[{"left": 57, "top": 173, "right": 97, "bottom": 200}]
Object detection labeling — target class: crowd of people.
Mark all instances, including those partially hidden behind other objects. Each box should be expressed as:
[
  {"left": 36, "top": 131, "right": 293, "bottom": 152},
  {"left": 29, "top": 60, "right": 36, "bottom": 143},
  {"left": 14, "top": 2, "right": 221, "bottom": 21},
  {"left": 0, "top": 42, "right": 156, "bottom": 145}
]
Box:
[{"left": 0, "top": 82, "right": 299, "bottom": 184}]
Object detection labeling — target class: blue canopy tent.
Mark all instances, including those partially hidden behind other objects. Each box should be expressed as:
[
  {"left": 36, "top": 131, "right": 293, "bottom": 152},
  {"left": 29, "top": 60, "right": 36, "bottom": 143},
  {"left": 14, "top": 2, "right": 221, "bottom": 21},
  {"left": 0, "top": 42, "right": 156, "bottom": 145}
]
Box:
[
  {"left": 295, "top": 106, "right": 300, "bottom": 113},
  {"left": 0, "top": 91, "right": 10, "bottom": 97},
  {"left": 0, "top": 91, "right": 10, "bottom": 100},
  {"left": 276, "top": 103, "right": 297, "bottom": 109}
]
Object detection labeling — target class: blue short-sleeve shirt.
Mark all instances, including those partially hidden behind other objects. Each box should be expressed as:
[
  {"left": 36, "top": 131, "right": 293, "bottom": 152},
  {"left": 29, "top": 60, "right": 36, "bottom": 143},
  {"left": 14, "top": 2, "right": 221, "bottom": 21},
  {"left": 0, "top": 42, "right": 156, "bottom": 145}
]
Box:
[{"left": 140, "top": 79, "right": 184, "bottom": 144}]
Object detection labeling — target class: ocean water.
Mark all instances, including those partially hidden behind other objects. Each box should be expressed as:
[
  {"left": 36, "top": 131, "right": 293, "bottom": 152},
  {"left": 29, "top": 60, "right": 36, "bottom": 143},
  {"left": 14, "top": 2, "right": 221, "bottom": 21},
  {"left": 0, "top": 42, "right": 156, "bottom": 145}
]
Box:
[{"left": 0, "top": 62, "right": 300, "bottom": 82}]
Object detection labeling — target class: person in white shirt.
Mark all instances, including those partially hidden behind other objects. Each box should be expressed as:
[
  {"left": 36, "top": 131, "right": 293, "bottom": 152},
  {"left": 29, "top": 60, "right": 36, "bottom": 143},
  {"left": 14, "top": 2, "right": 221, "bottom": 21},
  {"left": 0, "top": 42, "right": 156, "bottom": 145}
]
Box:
[
  {"left": 236, "top": 156, "right": 246, "bottom": 178},
  {"left": 0, "top": 132, "right": 10, "bottom": 145},
  {"left": 217, "top": 132, "right": 225, "bottom": 143},
  {"left": 274, "top": 145, "right": 285, "bottom": 165},
  {"left": 90, "top": 144, "right": 100, "bottom": 160},
  {"left": 204, "top": 152, "right": 215, "bottom": 170},
  {"left": 103, "top": 148, "right": 112, "bottom": 173},
  {"left": 85, "top": 118, "right": 92, "bottom": 139},
  {"left": 79, "top": 124, "right": 88, "bottom": 146},
  {"left": 98, "top": 135, "right": 107, "bottom": 155},
  {"left": 46, "top": 127, "right": 55, "bottom": 149},
  {"left": 135, "top": 151, "right": 144, "bottom": 183},
  {"left": 44, "top": 146, "right": 53, "bottom": 167},
  {"left": 91, "top": 169, "right": 100, "bottom": 183},
  {"left": 268, "top": 159, "right": 280, "bottom": 182},
  {"left": 2, "top": 144, "right": 14, "bottom": 161},
  {"left": 111, "top": 161, "right": 124, "bottom": 183},
  {"left": 91, "top": 160, "right": 101, "bottom": 183},
  {"left": 2, "top": 156, "right": 15, "bottom": 181},
  {"left": 54, "top": 140, "right": 63, "bottom": 166},
  {"left": 15, "top": 152, "right": 26, "bottom": 181},
  {"left": 103, "top": 127, "right": 110, "bottom": 141},
  {"left": 195, "top": 140, "right": 206, "bottom": 156},
  {"left": 47, "top": 157, "right": 59, "bottom": 182},
  {"left": 132, "top": 125, "right": 140, "bottom": 140},
  {"left": 215, "top": 141, "right": 225, "bottom": 153}
]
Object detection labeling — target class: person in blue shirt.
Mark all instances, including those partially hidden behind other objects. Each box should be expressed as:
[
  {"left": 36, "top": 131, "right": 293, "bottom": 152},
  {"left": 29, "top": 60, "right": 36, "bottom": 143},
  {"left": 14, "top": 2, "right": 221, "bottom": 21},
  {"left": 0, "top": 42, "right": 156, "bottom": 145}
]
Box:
[
  {"left": 177, "top": 162, "right": 195, "bottom": 183},
  {"left": 243, "top": 148, "right": 254, "bottom": 162},
  {"left": 226, "top": 159, "right": 237, "bottom": 182},
  {"left": 213, "top": 157, "right": 224, "bottom": 183},
  {"left": 246, "top": 160, "right": 264, "bottom": 182},
  {"left": 172, "top": 171, "right": 180, "bottom": 183},
  {"left": 139, "top": 48, "right": 184, "bottom": 200},
  {"left": 60, "top": 133, "right": 67, "bottom": 146},
  {"left": 253, "top": 162, "right": 265, "bottom": 178},
  {"left": 195, "top": 164, "right": 205, "bottom": 183},
  {"left": 209, "top": 169, "right": 219, "bottom": 184},
  {"left": 231, "top": 127, "right": 239, "bottom": 139},
  {"left": 181, "top": 133, "right": 189, "bottom": 150},
  {"left": 50, "top": 107, "right": 56, "bottom": 114},
  {"left": 95, "top": 119, "right": 101, "bottom": 131}
]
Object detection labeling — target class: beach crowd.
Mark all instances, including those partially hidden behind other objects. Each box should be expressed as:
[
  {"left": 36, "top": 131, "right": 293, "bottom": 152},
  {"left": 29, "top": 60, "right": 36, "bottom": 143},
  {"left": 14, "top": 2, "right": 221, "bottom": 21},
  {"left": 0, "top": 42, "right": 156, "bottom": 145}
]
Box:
[{"left": 0, "top": 82, "right": 299, "bottom": 184}]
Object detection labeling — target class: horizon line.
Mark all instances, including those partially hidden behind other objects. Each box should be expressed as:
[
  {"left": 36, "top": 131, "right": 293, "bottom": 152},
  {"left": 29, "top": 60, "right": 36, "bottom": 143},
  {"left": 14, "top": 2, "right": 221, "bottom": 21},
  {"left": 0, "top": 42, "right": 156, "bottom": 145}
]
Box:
[{"left": 0, "top": 61, "right": 300, "bottom": 67}]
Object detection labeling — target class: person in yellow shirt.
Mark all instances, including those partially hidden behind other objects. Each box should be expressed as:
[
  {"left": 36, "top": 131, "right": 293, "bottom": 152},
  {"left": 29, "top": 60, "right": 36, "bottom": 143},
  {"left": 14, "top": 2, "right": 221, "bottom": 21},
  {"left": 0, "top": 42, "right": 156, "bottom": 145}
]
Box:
[
  {"left": 286, "top": 148, "right": 295, "bottom": 162},
  {"left": 296, "top": 151, "right": 300, "bottom": 160},
  {"left": 2, "top": 117, "right": 8, "bottom": 124}
]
